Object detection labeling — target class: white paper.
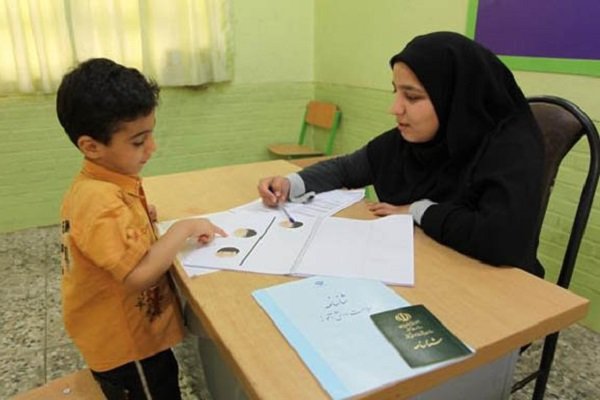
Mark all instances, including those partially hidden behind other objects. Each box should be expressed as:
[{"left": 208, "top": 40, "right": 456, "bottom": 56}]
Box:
[
  {"left": 231, "top": 188, "right": 365, "bottom": 218},
  {"left": 295, "top": 215, "right": 414, "bottom": 285},
  {"left": 160, "top": 210, "right": 414, "bottom": 286},
  {"left": 183, "top": 211, "right": 317, "bottom": 274}
]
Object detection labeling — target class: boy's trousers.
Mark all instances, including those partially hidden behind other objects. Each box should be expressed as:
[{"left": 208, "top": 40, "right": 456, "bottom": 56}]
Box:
[{"left": 91, "top": 349, "right": 181, "bottom": 400}]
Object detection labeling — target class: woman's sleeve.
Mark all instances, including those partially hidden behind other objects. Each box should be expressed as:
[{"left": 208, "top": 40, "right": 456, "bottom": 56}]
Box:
[
  {"left": 297, "top": 146, "right": 374, "bottom": 193},
  {"left": 420, "top": 120, "right": 544, "bottom": 273}
]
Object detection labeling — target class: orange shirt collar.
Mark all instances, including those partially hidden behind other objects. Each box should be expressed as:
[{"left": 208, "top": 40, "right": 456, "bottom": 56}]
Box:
[{"left": 81, "top": 159, "right": 142, "bottom": 196}]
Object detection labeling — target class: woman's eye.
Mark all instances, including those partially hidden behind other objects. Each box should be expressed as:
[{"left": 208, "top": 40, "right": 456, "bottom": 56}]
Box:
[
  {"left": 133, "top": 141, "right": 145, "bottom": 147},
  {"left": 405, "top": 94, "right": 423, "bottom": 102}
]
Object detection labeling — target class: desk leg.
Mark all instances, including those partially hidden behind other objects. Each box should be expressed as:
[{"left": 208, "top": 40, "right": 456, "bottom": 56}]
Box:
[{"left": 184, "top": 304, "right": 249, "bottom": 400}]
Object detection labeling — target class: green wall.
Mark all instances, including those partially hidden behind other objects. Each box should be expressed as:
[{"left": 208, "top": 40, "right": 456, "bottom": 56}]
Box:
[
  {"left": 0, "top": 0, "right": 599, "bottom": 330},
  {"left": 315, "top": 0, "right": 470, "bottom": 89}
]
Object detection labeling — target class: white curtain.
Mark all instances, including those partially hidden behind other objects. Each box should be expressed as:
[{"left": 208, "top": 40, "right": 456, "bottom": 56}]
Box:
[{"left": 0, "top": 0, "right": 231, "bottom": 94}]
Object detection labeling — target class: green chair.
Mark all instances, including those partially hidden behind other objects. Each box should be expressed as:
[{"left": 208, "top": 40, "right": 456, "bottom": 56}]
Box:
[{"left": 268, "top": 100, "right": 342, "bottom": 158}]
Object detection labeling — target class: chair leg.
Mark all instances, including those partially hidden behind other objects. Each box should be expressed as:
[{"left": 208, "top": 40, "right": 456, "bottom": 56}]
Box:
[{"left": 532, "top": 332, "right": 560, "bottom": 400}]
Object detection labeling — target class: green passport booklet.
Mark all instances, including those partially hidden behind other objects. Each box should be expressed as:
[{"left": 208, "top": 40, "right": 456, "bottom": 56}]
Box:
[{"left": 370, "top": 304, "right": 473, "bottom": 368}]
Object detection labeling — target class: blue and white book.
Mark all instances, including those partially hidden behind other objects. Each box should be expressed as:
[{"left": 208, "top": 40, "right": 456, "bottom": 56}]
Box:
[{"left": 253, "top": 276, "right": 474, "bottom": 399}]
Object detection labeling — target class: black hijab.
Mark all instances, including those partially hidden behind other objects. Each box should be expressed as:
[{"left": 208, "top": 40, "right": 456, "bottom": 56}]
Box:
[
  {"left": 368, "top": 31, "right": 534, "bottom": 204},
  {"left": 367, "top": 32, "right": 544, "bottom": 275}
]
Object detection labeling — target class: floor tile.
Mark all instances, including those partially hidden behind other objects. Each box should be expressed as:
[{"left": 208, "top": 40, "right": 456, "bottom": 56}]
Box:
[
  {"left": 45, "top": 308, "right": 71, "bottom": 349},
  {"left": 45, "top": 343, "right": 87, "bottom": 381},
  {"left": 175, "top": 333, "right": 212, "bottom": 400},
  {"left": 0, "top": 227, "right": 54, "bottom": 276},
  {"left": 0, "top": 285, "right": 46, "bottom": 358},
  {"left": 511, "top": 324, "right": 600, "bottom": 399},
  {"left": 45, "top": 272, "right": 71, "bottom": 348},
  {"left": 0, "top": 349, "right": 45, "bottom": 398}
]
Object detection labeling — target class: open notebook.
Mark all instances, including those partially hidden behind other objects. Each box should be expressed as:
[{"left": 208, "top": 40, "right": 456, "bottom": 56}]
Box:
[{"left": 158, "top": 210, "right": 415, "bottom": 286}]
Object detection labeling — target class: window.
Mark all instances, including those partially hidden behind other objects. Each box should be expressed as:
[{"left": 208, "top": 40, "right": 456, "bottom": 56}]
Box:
[{"left": 0, "top": 0, "right": 231, "bottom": 94}]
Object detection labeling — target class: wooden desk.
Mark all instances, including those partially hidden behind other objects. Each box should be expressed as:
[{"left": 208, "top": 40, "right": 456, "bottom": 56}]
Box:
[{"left": 144, "top": 159, "right": 589, "bottom": 400}]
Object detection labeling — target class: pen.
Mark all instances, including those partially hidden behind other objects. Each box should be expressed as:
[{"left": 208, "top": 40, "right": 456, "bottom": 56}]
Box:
[
  {"left": 280, "top": 204, "right": 296, "bottom": 223},
  {"left": 290, "top": 191, "right": 316, "bottom": 204},
  {"left": 267, "top": 184, "right": 296, "bottom": 223}
]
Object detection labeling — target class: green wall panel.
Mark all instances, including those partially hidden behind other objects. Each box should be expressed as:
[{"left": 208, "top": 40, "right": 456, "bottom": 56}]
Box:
[{"left": 0, "top": 83, "right": 313, "bottom": 233}]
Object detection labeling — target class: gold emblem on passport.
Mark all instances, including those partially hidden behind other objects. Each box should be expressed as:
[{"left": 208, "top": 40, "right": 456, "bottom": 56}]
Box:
[{"left": 394, "top": 312, "right": 412, "bottom": 322}]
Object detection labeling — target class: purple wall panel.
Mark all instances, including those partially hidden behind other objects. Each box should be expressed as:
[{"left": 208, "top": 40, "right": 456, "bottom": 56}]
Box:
[{"left": 474, "top": 0, "right": 600, "bottom": 60}]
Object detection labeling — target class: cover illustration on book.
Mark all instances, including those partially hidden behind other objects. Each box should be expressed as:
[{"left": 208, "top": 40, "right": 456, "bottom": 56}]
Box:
[{"left": 370, "top": 304, "right": 473, "bottom": 368}]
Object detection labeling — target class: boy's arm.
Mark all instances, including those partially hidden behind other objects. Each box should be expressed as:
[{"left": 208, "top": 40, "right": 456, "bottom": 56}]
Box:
[{"left": 122, "top": 218, "right": 226, "bottom": 292}]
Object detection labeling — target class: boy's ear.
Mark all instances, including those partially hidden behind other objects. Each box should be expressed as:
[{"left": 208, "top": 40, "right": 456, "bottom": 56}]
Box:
[{"left": 77, "top": 135, "right": 104, "bottom": 159}]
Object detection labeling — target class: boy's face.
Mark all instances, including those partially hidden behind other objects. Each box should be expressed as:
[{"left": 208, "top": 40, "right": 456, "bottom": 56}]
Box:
[{"left": 80, "top": 111, "right": 157, "bottom": 176}]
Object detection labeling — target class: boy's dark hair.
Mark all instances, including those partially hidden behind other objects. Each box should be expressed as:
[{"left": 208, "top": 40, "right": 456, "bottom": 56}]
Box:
[{"left": 56, "top": 58, "right": 159, "bottom": 146}]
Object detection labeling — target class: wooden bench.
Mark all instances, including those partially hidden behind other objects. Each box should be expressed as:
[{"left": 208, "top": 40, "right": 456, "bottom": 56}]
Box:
[{"left": 12, "top": 369, "right": 104, "bottom": 399}]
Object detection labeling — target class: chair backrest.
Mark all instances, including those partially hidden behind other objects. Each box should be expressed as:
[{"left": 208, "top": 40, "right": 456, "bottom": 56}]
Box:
[
  {"left": 513, "top": 95, "right": 599, "bottom": 400},
  {"left": 298, "top": 101, "right": 342, "bottom": 155},
  {"left": 528, "top": 95, "right": 600, "bottom": 288}
]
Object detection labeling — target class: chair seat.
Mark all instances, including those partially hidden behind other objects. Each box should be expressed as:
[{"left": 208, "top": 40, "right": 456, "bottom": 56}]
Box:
[
  {"left": 268, "top": 143, "right": 324, "bottom": 157},
  {"left": 13, "top": 369, "right": 103, "bottom": 400},
  {"left": 268, "top": 100, "right": 341, "bottom": 158}
]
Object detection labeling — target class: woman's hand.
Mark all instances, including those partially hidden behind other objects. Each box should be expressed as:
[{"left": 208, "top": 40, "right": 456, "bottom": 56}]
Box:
[
  {"left": 258, "top": 176, "right": 290, "bottom": 206},
  {"left": 367, "top": 202, "right": 410, "bottom": 216}
]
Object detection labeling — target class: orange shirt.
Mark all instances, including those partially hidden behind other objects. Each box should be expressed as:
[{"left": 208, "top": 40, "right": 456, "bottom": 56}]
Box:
[{"left": 60, "top": 160, "right": 184, "bottom": 372}]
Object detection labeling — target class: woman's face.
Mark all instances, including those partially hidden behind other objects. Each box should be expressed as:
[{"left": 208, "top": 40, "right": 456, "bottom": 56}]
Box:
[{"left": 390, "top": 62, "right": 439, "bottom": 143}]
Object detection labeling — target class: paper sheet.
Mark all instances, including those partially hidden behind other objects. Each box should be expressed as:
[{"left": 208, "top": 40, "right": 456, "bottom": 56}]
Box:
[
  {"left": 231, "top": 188, "right": 365, "bottom": 218},
  {"left": 295, "top": 215, "right": 414, "bottom": 285},
  {"left": 182, "top": 211, "right": 317, "bottom": 274},
  {"left": 159, "top": 211, "right": 414, "bottom": 286}
]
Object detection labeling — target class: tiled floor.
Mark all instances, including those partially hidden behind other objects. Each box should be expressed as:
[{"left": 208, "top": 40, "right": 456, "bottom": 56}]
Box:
[
  {"left": 0, "top": 225, "right": 211, "bottom": 400},
  {"left": 1, "top": 225, "right": 599, "bottom": 399}
]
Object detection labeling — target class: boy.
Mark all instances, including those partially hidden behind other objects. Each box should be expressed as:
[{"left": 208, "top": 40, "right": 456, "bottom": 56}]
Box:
[{"left": 56, "top": 58, "right": 225, "bottom": 399}]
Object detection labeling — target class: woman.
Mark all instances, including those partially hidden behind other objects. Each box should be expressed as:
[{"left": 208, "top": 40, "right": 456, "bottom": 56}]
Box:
[{"left": 258, "top": 32, "right": 545, "bottom": 277}]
